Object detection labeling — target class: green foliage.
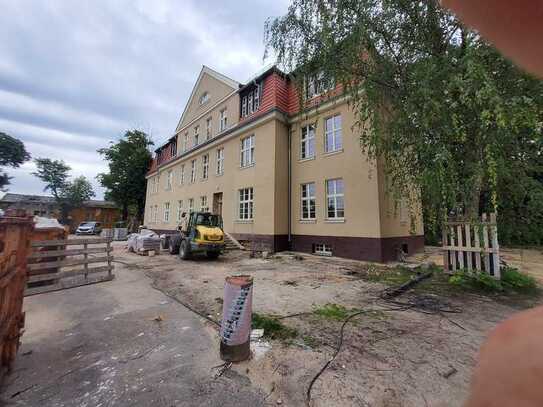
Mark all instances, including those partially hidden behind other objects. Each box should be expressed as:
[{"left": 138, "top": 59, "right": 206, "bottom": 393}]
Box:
[
  {"left": 32, "top": 158, "right": 95, "bottom": 223},
  {"left": 449, "top": 267, "right": 538, "bottom": 294},
  {"left": 32, "top": 158, "right": 70, "bottom": 199},
  {"left": 251, "top": 313, "right": 297, "bottom": 340},
  {"left": 60, "top": 176, "right": 95, "bottom": 206},
  {"left": 265, "top": 0, "right": 543, "bottom": 245},
  {"left": 501, "top": 267, "right": 538, "bottom": 293},
  {"left": 313, "top": 303, "right": 350, "bottom": 320},
  {"left": 97, "top": 130, "right": 153, "bottom": 220},
  {"left": 0, "top": 132, "right": 30, "bottom": 191},
  {"left": 449, "top": 270, "right": 503, "bottom": 292}
]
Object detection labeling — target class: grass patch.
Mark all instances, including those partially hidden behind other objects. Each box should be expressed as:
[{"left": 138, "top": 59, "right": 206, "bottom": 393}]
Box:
[
  {"left": 313, "top": 303, "right": 351, "bottom": 320},
  {"left": 302, "top": 335, "right": 319, "bottom": 348},
  {"left": 448, "top": 267, "right": 538, "bottom": 295},
  {"left": 360, "top": 264, "right": 416, "bottom": 286},
  {"left": 251, "top": 313, "right": 297, "bottom": 340}
]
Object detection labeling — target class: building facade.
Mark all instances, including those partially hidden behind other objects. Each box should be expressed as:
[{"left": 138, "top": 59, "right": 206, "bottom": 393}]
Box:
[
  {"left": 0, "top": 193, "right": 121, "bottom": 232},
  {"left": 144, "top": 66, "right": 424, "bottom": 262}
]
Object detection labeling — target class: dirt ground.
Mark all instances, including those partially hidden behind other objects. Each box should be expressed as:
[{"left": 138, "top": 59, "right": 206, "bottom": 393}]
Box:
[{"left": 112, "top": 244, "right": 543, "bottom": 407}]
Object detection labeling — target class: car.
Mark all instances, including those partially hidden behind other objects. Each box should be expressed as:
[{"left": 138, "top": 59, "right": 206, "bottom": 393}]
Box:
[{"left": 76, "top": 221, "right": 102, "bottom": 235}]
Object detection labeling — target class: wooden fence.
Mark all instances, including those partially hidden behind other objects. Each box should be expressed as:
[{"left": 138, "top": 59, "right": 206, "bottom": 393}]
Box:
[
  {"left": 442, "top": 213, "right": 500, "bottom": 278},
  {"left": 26, "top": 237, "right": 114, "bottom": 296},
  {"left": 0, "top": 211, "right": 34, "bottom": 386}
]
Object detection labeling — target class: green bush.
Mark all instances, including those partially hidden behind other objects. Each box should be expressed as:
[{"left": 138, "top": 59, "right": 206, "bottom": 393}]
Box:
[
  {"left": 449, "top": 270, "right": 503, "bottom": 292},
  {"left": 501, "top": 267, "right": 538, "bottom": 293},
  {"left": 448, "top": 267, "right": 538, "bottom": 294}
]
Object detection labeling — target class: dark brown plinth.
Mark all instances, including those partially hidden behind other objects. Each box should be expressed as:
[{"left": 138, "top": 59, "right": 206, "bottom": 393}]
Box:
[{"left": 220, "top": 339, "right": 250, "bottom": 362}]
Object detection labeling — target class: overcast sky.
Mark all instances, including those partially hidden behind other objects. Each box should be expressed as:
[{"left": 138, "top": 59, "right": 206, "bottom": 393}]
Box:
[{"left": 0, "top": 0, "right": 288, "bottom": 199}]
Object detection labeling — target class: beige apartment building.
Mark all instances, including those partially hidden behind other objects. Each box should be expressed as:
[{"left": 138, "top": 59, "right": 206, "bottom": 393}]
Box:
[{"left": 144, "top": 65, "right": 424, "bottom": 262}]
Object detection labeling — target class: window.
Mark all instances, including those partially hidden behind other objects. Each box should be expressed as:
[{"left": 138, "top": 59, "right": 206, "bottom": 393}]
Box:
[
  {"left": 170, "top": 140, "right": 177, "bottom": 157},
  {"left": 325, "top": 115, "right": 342, "bottom": 153},
  {"left": 300, "top": 124, "right": 315, "bottom": 159},
  {"left": 240, "top": 135, "right": 255, "bottom": 167},
  {"left": 306, "top": 72, "right": 335, "bottom": 99},
  {"left": 399, "top": 198, "right": 409, "bottom": 223},
  {"left": 190, "top": 159, "right": 196, "bottom": 183},
  {"left": 188, "top": 198, "right": 194, "bottom": 213},
  {"left": 216, "top": 148, "right": 224, "bottom": 175},
  {"left": 248, "top": 93, "right": 253, "bottom": 115},
  {"left": 314, "top": 243, "right": 332, "bottom": 256},
  {"left": 179, "top": 164, "right": 185, "bottom": 185},
  {"left": 202, "top": 154, "right": 209, "bottom": 180},
  {"left": 163, "top": 202, "right": 170, "bottom": 222},
  {"left": 200, "top": 195, "right": 209, "bottom": 212},
  {"left": 183, "top": 133, "right": 189, "bottom": 151},
  {"left": 301, "top": 183, "right": 316, "bottom": 220},
  {"left": 166, "top": 170, "right": 173, "bottom": 190},
  {"left": 199, "top": 92, "right": 209, "bottom": 105},
  {"left": 153, "top": 175, "right": 159, "bottom": 193},
  {"left": 241, "top": 83, "right": 262, "bottom": 118},
  {"left": 219, "top": 109, "right": 227, "bottom": 131},
  {"left": 326, "top": 178, "right": 345, "bottom": 219},
  {"left": 177, "top": 200, "right": 184, "bottom": 222},
  {"left": 206, "top": 117, "right": 212, "bottom": 140},
  {"left": 238, "top": 187, "right": 254, "bottom": 220},
  {"left": 194, "top": 125, "right": 200, "bottom": 146}
]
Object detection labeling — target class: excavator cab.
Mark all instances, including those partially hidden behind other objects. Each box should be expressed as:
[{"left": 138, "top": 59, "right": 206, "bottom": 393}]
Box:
[{"left": 176, "top": 211, "right": 225, "bottom": 260}]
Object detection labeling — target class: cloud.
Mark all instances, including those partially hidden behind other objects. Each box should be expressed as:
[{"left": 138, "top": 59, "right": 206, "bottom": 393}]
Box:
[{"left": 0, "top": 0, "right": 289, "bottom": 199}]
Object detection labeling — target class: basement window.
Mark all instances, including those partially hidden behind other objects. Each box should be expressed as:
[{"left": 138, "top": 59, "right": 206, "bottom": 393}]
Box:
[{"left": 313, "top": 243, "right": 332, "bottom": 256}]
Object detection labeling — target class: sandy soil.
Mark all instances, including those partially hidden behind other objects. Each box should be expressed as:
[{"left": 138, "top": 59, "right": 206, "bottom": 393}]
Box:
[{"left": 114, "top": 245, "right": 543, "bottom": 407}]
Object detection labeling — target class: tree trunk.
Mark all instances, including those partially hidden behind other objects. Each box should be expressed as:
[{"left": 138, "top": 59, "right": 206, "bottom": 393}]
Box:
[
  {"left": 122, "top": 204, "right": 128, "bottom": 221},
  {"left": 465, "top": 171, "right": 483, "bottom": 220}
]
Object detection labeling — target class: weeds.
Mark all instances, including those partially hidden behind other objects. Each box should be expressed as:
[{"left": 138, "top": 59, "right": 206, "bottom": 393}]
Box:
[
  {"left": 448, "top": 267, "right": 538, "bottom": 294},
  {"left": 313, "top": 303, "right": 350, "bottom": 320},
  {"left": 251, "top": 313, "right": 297, "bottom": 340}
]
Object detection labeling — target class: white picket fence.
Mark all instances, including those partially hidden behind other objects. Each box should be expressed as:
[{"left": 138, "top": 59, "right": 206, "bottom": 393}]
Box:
[{"left": 442, "top": 213, "right": 500, "bottom": 278}]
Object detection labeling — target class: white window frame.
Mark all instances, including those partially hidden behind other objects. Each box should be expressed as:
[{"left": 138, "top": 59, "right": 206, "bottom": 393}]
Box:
[
  {"left": 240, "top": 135, "right": 255, "bottom": 168},
  {"left": 190, "top": 159, "right": 197, "bottom": 183},
  {"left": 179, "top": 164, "right": 185, "bottom": 185},
  {"left": 206, "top": 117, "right": 212, "bottom": 140},
  {"left": 326, "top": 178, "right": 345, "bottom": 219},
  {"left": 177, "top": 200, "right": 184, "bottom": 222},
  {"left": 300, "top": 124, "right": 316, "bottom": 159},
  {"left": 216, "top": 147, "right": 224, "bottom": 175},
  {"left": 314, "top": 243, "right": 332, "bottom": 256},
  {"left": 238, "top": 187, "right": 254, "bottom": 220},
  {"left": 163, "top": 202, "right": 170, "bottom": 222},
  {"left": 183, "top": 133, "right": 189, "bottom": 151},
  {"left": 325, "top": 114, "right": 342, "bottom": 153},
  {"left": 194, "top": 125, "right": 200, "bottom": 146},
  {"left": 254, "top": 84, "right": 260, "bottom": 111},
  {"left": 166, "top": 170, "right": 173, "bottom": 190},
  {"left": 248, "top": 93, "right": 254, "bottom": 115},
  {"left": 202, "top": 154, "right": 209, "bottom": 180},
  {"left": 301, "top": 182, "right": 316, "bottom": 220},
  {"left": 188, "top": 198, "right": 194, "bottom": 213},
  {"left": 219, "top": 109, "right": 227, "bottom": 132},
  {"left": 200, "top": 195, "right": 209, "bottom": 212},
  {"left": 241, "top": 96, "right": 247, "bottom": 117}
]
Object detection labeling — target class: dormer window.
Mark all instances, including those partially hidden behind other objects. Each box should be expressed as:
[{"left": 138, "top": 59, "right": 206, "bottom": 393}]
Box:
[
  {"left": 199, "top": 92, "right": 209, "bottom": 105},
  {"left": 305, "top": 72, "right": 335, "bottom": 100},
  {"left": 240, "top": 82, "right": 262, "bottom": 119}
]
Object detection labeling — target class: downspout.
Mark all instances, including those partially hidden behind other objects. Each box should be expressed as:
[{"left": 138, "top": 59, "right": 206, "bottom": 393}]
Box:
[{"left": 288, "top": 126, "right": 292, "bottom": 248}]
